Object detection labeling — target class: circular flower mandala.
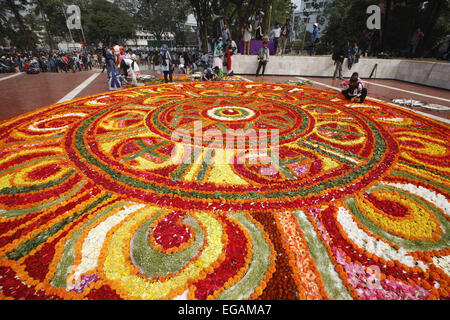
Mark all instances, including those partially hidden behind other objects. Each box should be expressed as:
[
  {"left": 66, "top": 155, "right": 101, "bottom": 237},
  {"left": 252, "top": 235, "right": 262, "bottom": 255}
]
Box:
[{"left": 0, "top": 82, "right": 448, "bottom": 300}]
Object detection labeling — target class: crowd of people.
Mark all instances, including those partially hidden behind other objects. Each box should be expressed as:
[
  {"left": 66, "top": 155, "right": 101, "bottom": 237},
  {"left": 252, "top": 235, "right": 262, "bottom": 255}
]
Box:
[
  {"left": 8, "top": 8, "right": 440, "bottom": 102},
  {"left": 0, "top": 50, "right": 101, "bottom": 74}
]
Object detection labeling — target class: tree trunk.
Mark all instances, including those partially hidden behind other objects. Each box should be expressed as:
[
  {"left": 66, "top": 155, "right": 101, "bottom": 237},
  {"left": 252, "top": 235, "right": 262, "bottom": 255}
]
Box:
[
  {"left": 42, "top": 13, "right": 55, "bottom": 50},
  {"left": 6, "top": 0, "right": 37, "bottom": 54},
  {"left": 381, "top": 0, "right": 391, "bottom": 52},
  {"left": 190, "top": 0, "right": 209, "bottom": 53},
  {"left": 420, "top": 0, "right": 445, "bottom": 57},
  {"left": 36, "top": 1, "right": 54, "bottom": 50}
]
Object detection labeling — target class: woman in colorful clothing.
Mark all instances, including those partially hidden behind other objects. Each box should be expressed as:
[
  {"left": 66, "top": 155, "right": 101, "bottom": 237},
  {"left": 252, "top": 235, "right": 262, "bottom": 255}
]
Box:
[
  {"left": 212, "top": 39, "right": 224, "bottom": 70},
  {"left": 202, "top": 67, "right": 216, "bottom": 81},
  {"left": 213, "top": 66, "right": 224, "bottom": 80}
]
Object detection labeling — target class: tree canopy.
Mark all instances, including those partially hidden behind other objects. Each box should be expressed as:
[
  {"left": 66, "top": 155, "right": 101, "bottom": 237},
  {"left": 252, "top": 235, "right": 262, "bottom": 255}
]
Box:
[
  {"left": 190, "top": 0, "right": 295, "bottom": 53},
  {"left": 1, "top": 0, "right": 448, "bottom": 59},
  {"left": 83, "top": 0, "right": 135, "bottom": 45},
  {"left": 320, "top": 0, "right": 449, "bottom": 57}
]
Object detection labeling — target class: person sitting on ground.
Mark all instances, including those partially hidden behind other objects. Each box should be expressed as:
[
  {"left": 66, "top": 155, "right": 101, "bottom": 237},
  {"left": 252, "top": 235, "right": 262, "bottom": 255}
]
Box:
[
  {"left": 202, "top": 67, "right": 216, "bottom": 81},
  {"left": 256, "top": 41, "right": 270, "bottom": 77},
  {"left": 341, "top": 72, "right": 367, "bottom": 103},
  {"left": 27, "top": 57, "right": 40, "bottom": 74},
  {"left": 0, "top": 56, "right": 13, "bottom": 73}
]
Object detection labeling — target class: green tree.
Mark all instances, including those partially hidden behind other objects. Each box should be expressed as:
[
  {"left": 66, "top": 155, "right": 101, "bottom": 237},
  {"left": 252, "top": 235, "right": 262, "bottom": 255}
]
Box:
[
  {"left": 0, "top": 0, "right": 10, "bottom": 46},
  {"left": 32, "top": 0, "right": 72, "bottom": 49},
  {"left": 83, "top": 0, "right": 135, "bottom": 45},
  {"left": 189, "top": 0, "right": 211, "bottom": 52},
  {"left": 2, "top": 0, "right": 38, "bottom": 52},
  {"left": 321, "top": 0, "right": 374, "bottom": 51},
  {"left": 189, "top": 0, "right": 293, "bottom": 52},
  {"left": 133, "top": 0, "right": 191, "bottom": 41},
  {"left": 322, "top": 0, "right": 450, "bottom": 58}
]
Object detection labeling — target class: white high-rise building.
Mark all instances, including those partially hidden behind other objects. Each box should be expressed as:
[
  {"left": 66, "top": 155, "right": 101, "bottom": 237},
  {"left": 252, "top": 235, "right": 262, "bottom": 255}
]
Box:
[{"left": 292, "top": 0, "right": 331, "bottom": 40}]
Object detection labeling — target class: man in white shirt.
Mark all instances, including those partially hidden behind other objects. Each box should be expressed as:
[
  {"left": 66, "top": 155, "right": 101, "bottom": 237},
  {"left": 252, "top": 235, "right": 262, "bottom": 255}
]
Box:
[
  {"left": 125, "top": 49, "right": 133, "bottom": 60},
  {"left": 270, "top": 23, "right": 281, "bottom": 55}
]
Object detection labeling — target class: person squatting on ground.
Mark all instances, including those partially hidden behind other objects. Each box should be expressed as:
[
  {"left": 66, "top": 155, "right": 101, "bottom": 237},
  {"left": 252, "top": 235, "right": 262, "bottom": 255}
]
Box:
[
  {"left": 341, "top": 72, "right": 368, "bottom": 103},
  {"left": 109, "top": 71, "right": 127, "bottom": 90},
  {"left": 120, "top": 57, "right": 139, "bottom": 85},
  {"left": 202, "top": 67, "right": 216, "bottom": 81},
  {"left": 160, "top": 44, "right": 173, "bottom": 83},
  {"left": 256, "top": 41, "right": 270, "bottom": 77}
]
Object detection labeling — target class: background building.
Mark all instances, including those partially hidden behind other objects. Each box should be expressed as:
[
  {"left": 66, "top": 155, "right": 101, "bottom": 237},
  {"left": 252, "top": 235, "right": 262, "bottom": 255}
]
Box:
[
  {"left": 292, "top": 0, "right": 331, "bottom": 41},
  {"left": 125, "top": 14, "right": 197, "bottom": 50}
]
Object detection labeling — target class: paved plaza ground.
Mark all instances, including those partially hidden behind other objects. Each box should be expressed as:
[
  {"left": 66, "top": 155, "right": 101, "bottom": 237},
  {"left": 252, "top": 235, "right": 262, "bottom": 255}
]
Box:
[{"left": 1, "top": 67, "right": 449, "bottom": 123}]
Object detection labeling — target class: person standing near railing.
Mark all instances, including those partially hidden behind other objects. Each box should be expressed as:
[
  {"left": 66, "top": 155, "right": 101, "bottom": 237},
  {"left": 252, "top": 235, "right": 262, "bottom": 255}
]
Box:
[
  {"left": 409, "top": 27, "right": 424, "bottom": 58},
  {"left": 278, "top": 18, "right": 291, "bottom": 55},
  {"left": 256, "top": 41, "right": 270, "bottom": 77},
  {"left": 242, "top": 22, "right": 253, "bottom": 55},
  {"left": 270, "top": 23, "right": 281, "bottom": 55},
  {"left": 332, "top": 44, "right": 345, "bottom": 80},
  {"left": 309, "top": 23, "right": 319, "bottom": 56}
]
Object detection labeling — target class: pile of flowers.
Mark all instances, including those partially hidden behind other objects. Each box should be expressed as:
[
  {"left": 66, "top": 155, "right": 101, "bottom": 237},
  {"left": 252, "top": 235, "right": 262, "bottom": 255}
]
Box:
[{"left": 0, "top": 81, "right": 448, "bottom": 300}]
